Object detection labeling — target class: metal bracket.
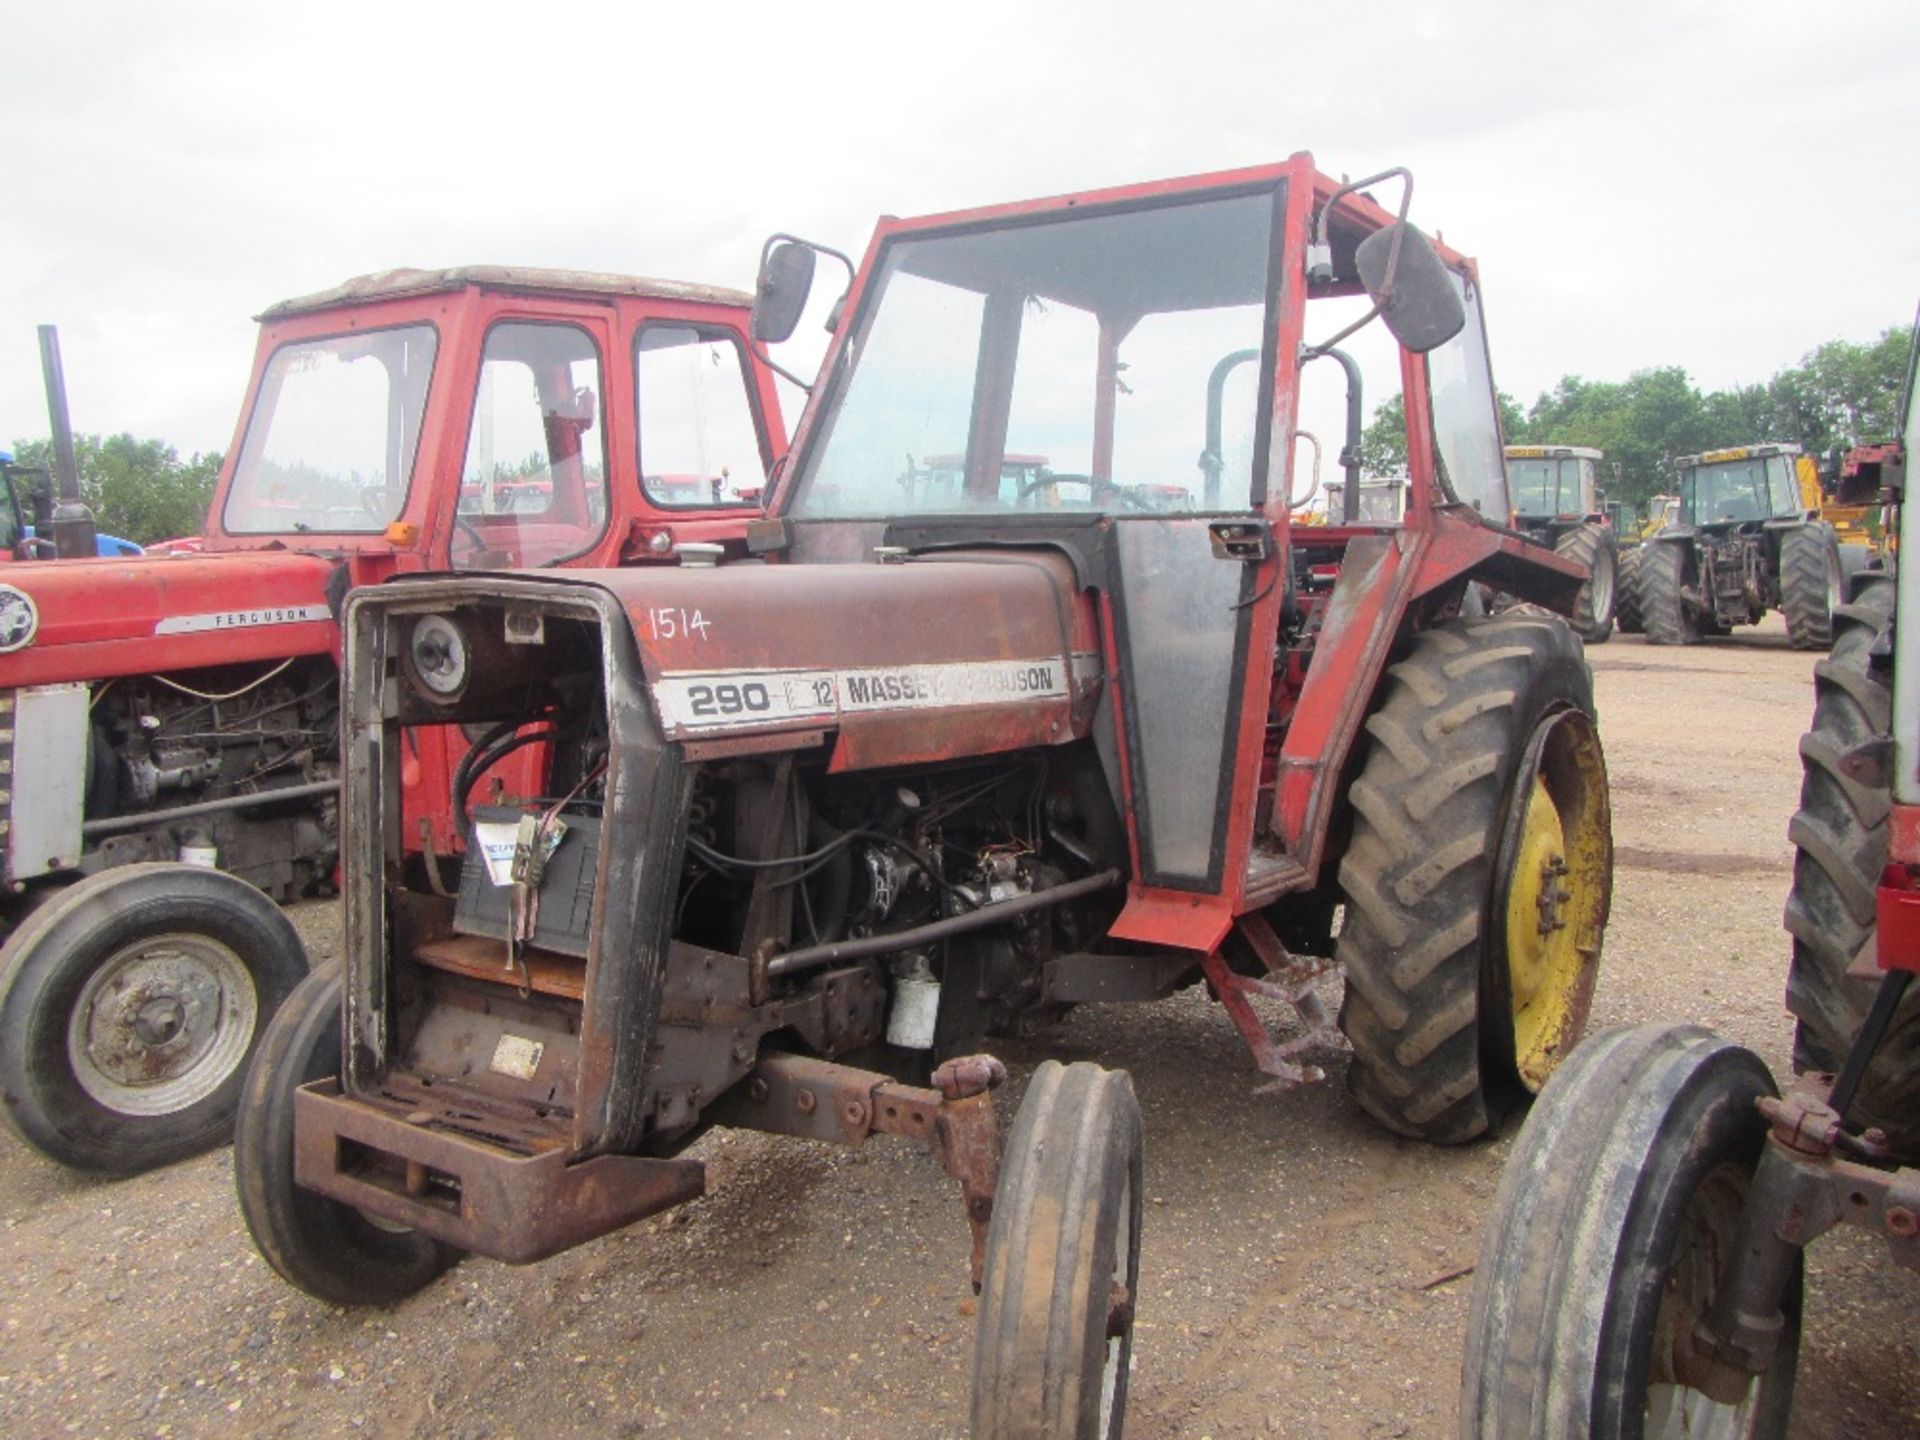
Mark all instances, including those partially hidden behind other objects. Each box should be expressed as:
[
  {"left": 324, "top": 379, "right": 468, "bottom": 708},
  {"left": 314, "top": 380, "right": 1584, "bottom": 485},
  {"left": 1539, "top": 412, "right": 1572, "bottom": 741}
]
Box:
[{"left": 1201, "top": 913, "right": 1348, "bottom": 1092}]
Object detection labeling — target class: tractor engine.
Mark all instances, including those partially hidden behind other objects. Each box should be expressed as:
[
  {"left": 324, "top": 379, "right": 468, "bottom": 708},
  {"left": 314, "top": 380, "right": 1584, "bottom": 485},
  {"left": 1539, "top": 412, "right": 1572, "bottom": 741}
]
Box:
[{"left": 77, "top": 657, "right": 340, "bottom": 900}]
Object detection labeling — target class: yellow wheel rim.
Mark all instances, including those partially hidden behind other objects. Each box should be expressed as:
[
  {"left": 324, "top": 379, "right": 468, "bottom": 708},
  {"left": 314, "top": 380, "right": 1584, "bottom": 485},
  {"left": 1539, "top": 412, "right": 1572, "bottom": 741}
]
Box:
[{"left": 1503, "top": 720, "right": 1610, "bottom": 1091}]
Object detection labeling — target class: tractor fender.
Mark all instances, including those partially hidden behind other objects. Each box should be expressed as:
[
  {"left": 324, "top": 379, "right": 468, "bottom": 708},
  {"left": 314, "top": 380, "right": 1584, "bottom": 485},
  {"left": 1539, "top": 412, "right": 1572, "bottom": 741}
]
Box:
[{"left": 1646, "top": 525, "right": 1697, "bottom": 544}]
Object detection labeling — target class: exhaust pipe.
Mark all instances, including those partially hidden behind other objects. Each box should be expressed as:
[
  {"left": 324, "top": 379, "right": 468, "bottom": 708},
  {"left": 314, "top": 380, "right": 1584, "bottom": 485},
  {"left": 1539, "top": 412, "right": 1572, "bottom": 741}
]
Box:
[{"left": 36, "top": 325, "right": 97, "bottom": 559}]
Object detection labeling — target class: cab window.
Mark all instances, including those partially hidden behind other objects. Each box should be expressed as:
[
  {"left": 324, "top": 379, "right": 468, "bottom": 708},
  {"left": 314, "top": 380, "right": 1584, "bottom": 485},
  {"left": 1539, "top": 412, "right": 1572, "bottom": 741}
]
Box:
[{"left": 635, "top": 325, "right": 767, "bottom": 508}]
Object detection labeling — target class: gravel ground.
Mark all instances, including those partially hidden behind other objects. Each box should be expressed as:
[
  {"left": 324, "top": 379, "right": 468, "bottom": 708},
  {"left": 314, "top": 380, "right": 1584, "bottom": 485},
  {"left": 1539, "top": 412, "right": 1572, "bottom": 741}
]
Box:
[{"left": 3, "top": 615, "right": 1918, "bottom": 1439}]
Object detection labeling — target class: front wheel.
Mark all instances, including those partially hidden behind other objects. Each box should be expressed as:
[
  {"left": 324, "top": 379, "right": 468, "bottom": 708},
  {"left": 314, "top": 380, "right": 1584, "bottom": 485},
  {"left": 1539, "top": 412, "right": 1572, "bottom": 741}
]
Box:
[
  {"left": 0, "top": 864, "right": 309, "bottom": 1174},
  {"left": 234, "top": 967, "right": 459, "bottom": 1306},
  {"left": 1460, "top": 1023, "right": 1799, "bottom": 1437},
  {"left": 972, "top": 1061, "right": 1143, "bottom": 1440}
]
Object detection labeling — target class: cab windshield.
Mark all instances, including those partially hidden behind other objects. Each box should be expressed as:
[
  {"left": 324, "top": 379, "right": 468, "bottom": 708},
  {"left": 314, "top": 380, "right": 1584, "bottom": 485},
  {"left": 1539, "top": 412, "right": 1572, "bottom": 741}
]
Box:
[
  {"left": 788, "top": 189, "right": 1277, "bottom": 519},
  {"left": 224, "top": 326, "right": 437, "bottom": 534},
  {"left": 1507, "top": 457, "right": 1584, "bottom": 517},
  {"left": 1682, "top": 456, "right": 1793, "bottom": 525}
]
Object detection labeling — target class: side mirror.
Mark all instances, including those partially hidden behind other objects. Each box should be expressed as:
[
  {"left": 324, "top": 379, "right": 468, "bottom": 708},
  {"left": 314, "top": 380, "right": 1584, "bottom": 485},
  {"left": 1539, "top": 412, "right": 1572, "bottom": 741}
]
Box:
[
  {"left": 751, "top": 241, "right": 818, "bottom": 345},
  {"left": 1355, "top": 224, "right": 1466, "bottom": 355}
]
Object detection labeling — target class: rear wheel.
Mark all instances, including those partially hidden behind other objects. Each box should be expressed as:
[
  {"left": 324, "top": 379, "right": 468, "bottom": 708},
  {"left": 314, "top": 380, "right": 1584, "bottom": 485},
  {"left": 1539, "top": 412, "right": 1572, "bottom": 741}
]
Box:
[
  {"left": 1555, "top": 522, "right": 1617, "bottom": 644},
  {"left": 1780, "top": 523, "right": 1842, "bottom": 650},
  {"left": 1461, "top": 1023, "right": 1799, "bottom": 1438},
  {"left": 1615, "top": 547, "right": 1645, "bottom": 634},
  {"left": 1336, "top": 616, "right": 1612, "bottom": 1142},
  {"left": 972, "top": 1060, "right": 1142, "bottom": 1440},
  {"left": 234, "top": 967, "right": 459, "bottom": 1306},
  {"left": 1640, "top": 540, "right": 1700, "bottom": 645},
  {"left": 0, "top": 864, "right": 308, "bottom": 1174},
  {"left": 1782, "top": 576, "right": 1920, "bottom": 1152}
]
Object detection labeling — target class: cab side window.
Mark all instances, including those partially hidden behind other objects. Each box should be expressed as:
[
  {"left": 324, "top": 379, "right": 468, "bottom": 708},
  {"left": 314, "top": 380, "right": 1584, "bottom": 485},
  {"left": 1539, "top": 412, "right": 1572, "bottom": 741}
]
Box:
[{"left": 635, "top": 325, "right": 768, "bottom": 508}]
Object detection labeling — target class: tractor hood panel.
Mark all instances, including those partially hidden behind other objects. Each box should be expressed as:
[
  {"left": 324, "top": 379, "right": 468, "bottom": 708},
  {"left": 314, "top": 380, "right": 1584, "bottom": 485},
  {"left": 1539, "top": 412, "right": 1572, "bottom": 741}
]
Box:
[
  {"left": 591, "top": 557, "right": 1102, "bottom": 764},
  {"left": 0, "top": 552, "right": 342, "bottom": 687}
]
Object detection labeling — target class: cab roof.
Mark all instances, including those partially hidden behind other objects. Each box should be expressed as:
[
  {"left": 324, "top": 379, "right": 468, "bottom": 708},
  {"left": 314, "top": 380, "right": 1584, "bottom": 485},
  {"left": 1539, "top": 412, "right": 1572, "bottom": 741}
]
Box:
[
  {"left": 1505, "top": 445, "right": 1602, "bottom": 461},
  {"left": 1675, "top": 443, "right": 1802, "bottom": 467},
  {"left": 258, "top": 266, "right": 753, "bottom": 321}
]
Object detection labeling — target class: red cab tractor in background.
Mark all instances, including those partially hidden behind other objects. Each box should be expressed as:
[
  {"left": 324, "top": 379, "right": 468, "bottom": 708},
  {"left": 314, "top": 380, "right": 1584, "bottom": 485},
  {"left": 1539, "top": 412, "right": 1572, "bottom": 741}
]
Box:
[
  {"left": 236, "top": 157, "right": 1614, "bottom": 1437},
  {"left": 0, "top": 266, "right": 787, "bottom": 1174}
]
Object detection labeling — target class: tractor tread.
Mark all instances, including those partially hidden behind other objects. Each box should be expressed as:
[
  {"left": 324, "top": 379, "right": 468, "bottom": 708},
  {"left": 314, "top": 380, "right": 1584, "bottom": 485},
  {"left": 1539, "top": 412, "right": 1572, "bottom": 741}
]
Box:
[
  {"left": 1553, "top": 522, "right": 1617, "bottom": 644},
  {"left": 1781, "top": 575, "right": 1920, "bottom": 1151},
  {"left": 1780, "top": 523, "right": 1839, "bottom": 651},
  {"left": 1639, "top": 538, "right": 1698, "bottom": 645},
  {"left": 1336, "top": 616, "right": 1601, "bottom": 1144}
]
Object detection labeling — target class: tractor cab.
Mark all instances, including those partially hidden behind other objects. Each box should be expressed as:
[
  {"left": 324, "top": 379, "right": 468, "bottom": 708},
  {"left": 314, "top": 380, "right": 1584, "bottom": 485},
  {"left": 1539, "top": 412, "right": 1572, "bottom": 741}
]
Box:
[
  {"left": 1504, "top": 445, "right": 1603, "bottom": 524},
  {"left": 1674, "top": 444, "right": 1806, "bottom": 529},
  {"left": 204, "top": 267, "right": 787, "bottom": 582},
  {"left": 746, "top": 156, "right": 1586, "bottom": 942},
  {"left": 1321, "top": 478, "right": 1407, "bottom": 524}
]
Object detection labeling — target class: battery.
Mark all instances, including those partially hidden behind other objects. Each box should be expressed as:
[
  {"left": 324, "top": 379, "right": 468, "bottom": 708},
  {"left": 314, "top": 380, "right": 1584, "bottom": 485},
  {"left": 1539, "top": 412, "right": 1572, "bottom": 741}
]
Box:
[{"left": 453, "top": 805, "right": 601, "bottom": 958}]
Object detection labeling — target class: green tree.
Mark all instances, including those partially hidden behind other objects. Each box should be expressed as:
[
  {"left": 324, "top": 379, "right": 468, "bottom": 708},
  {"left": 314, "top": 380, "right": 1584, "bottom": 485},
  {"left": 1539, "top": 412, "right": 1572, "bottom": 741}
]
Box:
[
  {"left": 8, "top": 433, "right": 221, "bottom": 545},
  {"left": 1360, "top": 390, "right": 1523, "bottom": 477},
  {"left": 1763, "top": 325, "right": 1913, "bottom": 459}
]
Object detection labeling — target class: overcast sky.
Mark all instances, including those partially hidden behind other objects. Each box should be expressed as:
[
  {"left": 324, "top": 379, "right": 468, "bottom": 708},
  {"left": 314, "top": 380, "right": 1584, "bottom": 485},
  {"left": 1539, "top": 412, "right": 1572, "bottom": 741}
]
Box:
[{"left": 3, "top": 1, "right": 1916, "bottom": 460}]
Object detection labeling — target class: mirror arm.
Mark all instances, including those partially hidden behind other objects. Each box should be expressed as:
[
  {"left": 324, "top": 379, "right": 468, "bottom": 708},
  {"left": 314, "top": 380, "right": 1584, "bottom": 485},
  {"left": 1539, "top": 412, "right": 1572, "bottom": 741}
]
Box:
[
  {"left": 1308, "top": 166, "right": 1413, "bottom": 283},
  {"left": 748, "top": 338, "right": 815, "bottom": 395}
]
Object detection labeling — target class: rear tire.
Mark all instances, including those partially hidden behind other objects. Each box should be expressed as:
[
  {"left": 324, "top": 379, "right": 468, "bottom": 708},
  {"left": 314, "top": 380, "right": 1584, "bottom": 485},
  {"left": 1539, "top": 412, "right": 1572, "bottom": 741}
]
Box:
[
  {"left": 1460, "top": 1023, "right": 1799, "bottom": 1438},
  {"left": 972, "top": 1060, "right": 1142, "bottom": 1440},
  {"left": 234, "top": 967, "right": 459, "bottom": 1306},
  {"left": 1781, "top": 576, "right": 1920, "bottom": 1152},
  {"left": 1336, "top": 616, "right": 1612, "bottom": 1142},
  {"left": 1639, "top": 540, "right": 1700, "bottom": 646},
  {"left": 0, "top": 864, "right": 309, "bottom": 1174},
  {"left": 1615, "top": 547, "right": 1645, "bottom": 634},
  {"left": 1780, "top": 523, "right": 1842, "bottom": 650},
  {"left": 1555, "top": 522, "right": 1617, "bottom": 644}
]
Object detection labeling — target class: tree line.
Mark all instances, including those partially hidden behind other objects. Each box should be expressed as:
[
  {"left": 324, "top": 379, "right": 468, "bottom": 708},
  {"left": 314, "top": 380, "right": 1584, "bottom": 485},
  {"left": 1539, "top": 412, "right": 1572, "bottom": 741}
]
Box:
[
  {"left": 6, "top": 434, "right": 222, "bottom": 545},
  {"left": 1362, "top": 321, "right": 1915, "bottom": 510}
]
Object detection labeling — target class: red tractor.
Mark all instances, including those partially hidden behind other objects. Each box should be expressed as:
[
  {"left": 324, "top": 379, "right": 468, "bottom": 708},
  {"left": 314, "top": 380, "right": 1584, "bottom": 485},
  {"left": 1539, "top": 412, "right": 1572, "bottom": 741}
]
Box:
[
  {"left": 0, "top": 266, "right": 787, "bottom": 1173},
  {"left": 233, "top": 157, "right": 1614, "bottom": 1437}
]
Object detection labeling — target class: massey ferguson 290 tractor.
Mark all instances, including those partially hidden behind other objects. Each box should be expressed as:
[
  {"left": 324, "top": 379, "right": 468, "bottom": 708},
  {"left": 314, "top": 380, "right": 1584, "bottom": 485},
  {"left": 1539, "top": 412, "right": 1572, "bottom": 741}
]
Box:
[
  {"left": 1460, "top": 346, "right": 1917, "bottom": 1439},
  {"left": 0, "top": 267, "right": 787, "bottom": 1174},
  {"left": 233, "top": 156, "right": 1614, "bottom": 1438}
]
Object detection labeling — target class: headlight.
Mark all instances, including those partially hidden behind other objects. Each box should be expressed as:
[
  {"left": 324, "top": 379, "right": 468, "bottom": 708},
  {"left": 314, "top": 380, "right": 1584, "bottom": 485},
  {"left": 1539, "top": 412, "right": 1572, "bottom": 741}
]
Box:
[{"left": 408, "top": 614, "right": 469, "bottom": 700}]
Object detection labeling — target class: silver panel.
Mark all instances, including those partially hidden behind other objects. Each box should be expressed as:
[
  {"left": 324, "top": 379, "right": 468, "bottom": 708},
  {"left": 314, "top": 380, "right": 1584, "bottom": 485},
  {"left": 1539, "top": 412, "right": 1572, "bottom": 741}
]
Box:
[{"left": 6, "top": 683, "right": 88, "bottom": 881}]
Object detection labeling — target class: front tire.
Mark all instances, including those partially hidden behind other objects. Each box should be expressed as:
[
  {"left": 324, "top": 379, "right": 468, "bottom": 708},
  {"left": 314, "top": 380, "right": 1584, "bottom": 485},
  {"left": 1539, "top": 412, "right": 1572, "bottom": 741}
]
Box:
[
  {"left": 1780, "top": 522, "right": 1842, "bottom": 650},
  {"left": 1460, "top": 1023, "right": 1799, "bottom": 1438},
  {"left": 234, "top": 967, "right": 459, "bottom": 1306},
  {"left": 1336, "top": 616, "right": 1612, "bottom": 1142},
  {"left": 972, "top": 1061, "right": 1143, "bottom": 1440},
  {"left": 0, "top": 864, "right": 309, "bottom": 1174},
  {"left": 1782, "top": 576, "right": 1920, "bottom": 1153},
  {"left": 1556, "top": 522, "right": 1618, "bottom": 644}
]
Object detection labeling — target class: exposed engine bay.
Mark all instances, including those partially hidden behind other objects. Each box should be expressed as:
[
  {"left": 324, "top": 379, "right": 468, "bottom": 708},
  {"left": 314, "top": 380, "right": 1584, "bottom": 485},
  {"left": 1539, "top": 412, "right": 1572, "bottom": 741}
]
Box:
[
  {"left": 4, "top": 658, "right": 339, "bottom": 902},
  {"left": 354, "top": 586, "right": 1160, "bottom": 1161}
]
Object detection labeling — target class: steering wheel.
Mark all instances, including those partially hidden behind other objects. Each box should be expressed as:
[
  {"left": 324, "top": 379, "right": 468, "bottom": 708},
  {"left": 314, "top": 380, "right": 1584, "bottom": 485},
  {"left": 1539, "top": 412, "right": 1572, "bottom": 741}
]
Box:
[{"left": 1017, "top": 473, "right": 1146, "bottom": 510}]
